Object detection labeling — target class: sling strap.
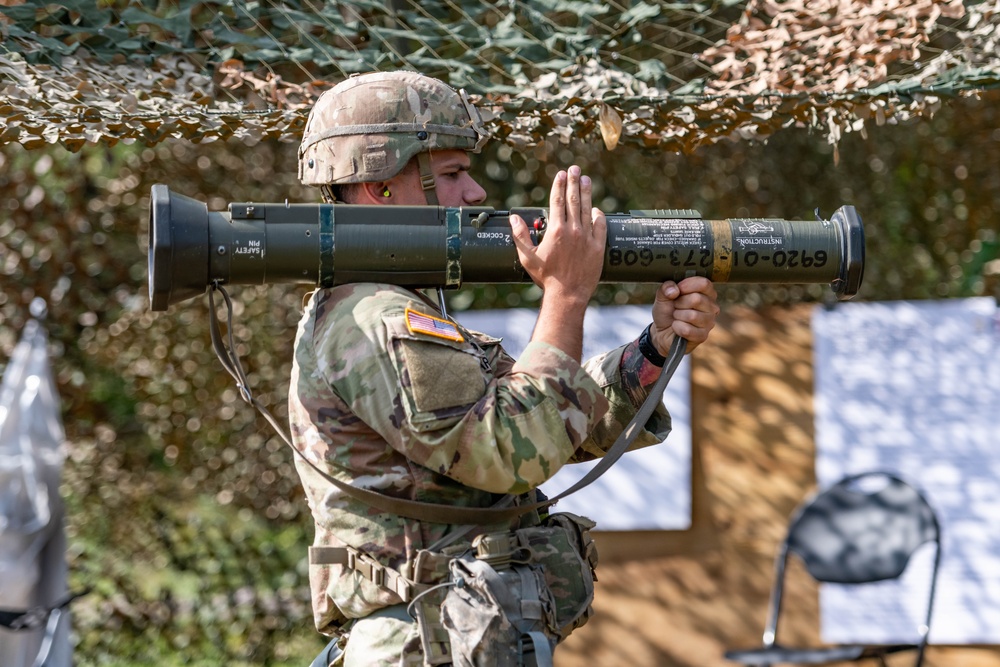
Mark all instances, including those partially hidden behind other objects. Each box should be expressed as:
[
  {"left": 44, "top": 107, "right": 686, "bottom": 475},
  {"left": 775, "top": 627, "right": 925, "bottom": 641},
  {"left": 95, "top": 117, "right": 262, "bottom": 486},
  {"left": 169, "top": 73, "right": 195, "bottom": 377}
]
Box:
[{"left": 209, "top": 283, "right": 685, "bottom": 526}]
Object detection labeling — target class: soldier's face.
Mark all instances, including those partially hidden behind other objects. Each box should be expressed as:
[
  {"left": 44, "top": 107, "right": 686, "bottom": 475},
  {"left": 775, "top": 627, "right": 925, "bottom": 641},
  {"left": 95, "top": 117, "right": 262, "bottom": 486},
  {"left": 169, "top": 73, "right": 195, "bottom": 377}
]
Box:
[{"left": 386, "top": 150, "right": 487, "bottom": 207}]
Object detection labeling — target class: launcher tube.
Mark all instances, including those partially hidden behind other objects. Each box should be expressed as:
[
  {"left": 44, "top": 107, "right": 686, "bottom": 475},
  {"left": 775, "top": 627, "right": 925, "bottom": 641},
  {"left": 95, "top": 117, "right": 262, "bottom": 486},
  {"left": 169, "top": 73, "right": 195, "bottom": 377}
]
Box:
[{"left": 148, "top": 185, "right": 864, "bottom": 311}]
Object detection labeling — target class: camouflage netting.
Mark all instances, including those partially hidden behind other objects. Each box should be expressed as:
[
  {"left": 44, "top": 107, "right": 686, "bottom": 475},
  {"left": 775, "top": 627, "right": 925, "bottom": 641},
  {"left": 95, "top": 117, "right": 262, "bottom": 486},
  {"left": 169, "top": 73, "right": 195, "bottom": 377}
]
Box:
[{"left": 2, "top": 0, "right": 1000, "bottom": 154}]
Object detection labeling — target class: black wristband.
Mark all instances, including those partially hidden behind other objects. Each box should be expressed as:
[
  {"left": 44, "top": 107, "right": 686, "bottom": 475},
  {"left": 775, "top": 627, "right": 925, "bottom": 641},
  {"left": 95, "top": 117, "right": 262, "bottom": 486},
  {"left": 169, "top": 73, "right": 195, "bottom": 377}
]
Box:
[{"left": 638, "top": 324, "right": 666, "bottom": 367}]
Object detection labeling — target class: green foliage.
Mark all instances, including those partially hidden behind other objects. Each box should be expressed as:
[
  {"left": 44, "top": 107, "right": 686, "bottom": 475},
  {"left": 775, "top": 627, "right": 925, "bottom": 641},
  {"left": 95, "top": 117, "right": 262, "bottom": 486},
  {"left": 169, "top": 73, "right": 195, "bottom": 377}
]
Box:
[
  {"left": 1, "top": 90, "right": 999, "bottom": 664},
  {"left": 65, "top": 495, "right": 320, "bottom": 665}
]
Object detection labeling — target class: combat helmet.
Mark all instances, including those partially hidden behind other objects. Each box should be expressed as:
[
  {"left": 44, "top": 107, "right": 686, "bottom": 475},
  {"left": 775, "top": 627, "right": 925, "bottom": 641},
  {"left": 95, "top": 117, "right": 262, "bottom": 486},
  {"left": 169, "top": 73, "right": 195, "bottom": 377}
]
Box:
[{"left": 298, "top": 71, "right": 489, "bottom": 205}]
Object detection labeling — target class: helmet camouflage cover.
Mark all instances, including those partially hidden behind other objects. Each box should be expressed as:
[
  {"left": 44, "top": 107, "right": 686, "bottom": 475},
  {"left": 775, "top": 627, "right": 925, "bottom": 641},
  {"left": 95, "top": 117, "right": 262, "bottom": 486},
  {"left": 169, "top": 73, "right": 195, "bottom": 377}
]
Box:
[{"left": 298, "top": 71, "right": 490, "bottom": 189}]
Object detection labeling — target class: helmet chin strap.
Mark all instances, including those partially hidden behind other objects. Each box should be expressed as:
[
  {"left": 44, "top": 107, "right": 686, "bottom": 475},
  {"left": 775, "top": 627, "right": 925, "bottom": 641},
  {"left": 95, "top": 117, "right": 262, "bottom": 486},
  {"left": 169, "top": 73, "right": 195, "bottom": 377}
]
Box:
[
  {"left": 319, "top": 184, "right": 336, "bottom": 204},
  {"left": 416, "top": 152, "right": 439, "bottom": 206}
]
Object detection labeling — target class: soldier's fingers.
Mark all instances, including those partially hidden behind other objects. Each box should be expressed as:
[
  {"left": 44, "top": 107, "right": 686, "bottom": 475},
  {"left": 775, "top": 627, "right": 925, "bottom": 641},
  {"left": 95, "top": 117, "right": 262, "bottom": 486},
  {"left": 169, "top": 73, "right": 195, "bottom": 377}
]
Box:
[
  {"left": 655, "top": 281, "right": 681, "bottom": 304},
  {"left": 673, "top": 319, "right": 711, "bottom": 345},
  {"left": 591, "top": 207, "right": 607, "bottom": 241},
  {"left": 677, "top": 276, "right": 718, "bottom": 300},
  {"left": 509, "top": 214, "right": 536, "bottom": 257},
  {"left": 580, "top": 173, "right": 596, "bottom": 230},
  {"left": 565, "top": 166, "right": 583, "bottom": 229},
  {"left": 673, "top": 294, "right": 720, "bottom": 319},
  {"left": 548, "top": 170, "right": 568, "bottom": 228}
]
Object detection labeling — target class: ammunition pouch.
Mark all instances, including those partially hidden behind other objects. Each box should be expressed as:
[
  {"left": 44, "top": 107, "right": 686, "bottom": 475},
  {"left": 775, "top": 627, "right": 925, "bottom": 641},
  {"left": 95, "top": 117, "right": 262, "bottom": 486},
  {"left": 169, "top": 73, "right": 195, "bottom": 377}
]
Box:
[
  {"left": 408, "top": 511, "right": 599, "bottom": 667},
  {"left": 439, "top": 556, "right": 556, "bottom": 667},
  {"left": 514, "top": 511, "right": 599, "bottom": 636}
]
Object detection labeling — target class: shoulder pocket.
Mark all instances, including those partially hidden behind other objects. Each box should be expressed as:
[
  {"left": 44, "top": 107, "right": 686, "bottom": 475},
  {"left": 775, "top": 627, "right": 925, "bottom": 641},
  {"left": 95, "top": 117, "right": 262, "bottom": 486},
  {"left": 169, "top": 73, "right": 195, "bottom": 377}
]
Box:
[{"left": 384, "top": 311, "right": 488, "bottom": 432}]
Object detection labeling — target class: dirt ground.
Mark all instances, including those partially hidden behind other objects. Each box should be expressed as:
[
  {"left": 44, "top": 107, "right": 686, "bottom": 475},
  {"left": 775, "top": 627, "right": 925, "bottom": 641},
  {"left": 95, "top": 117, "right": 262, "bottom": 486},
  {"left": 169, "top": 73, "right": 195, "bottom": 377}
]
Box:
[{"left": 555, "top": 304, "right": 1000, "bottom": 667}]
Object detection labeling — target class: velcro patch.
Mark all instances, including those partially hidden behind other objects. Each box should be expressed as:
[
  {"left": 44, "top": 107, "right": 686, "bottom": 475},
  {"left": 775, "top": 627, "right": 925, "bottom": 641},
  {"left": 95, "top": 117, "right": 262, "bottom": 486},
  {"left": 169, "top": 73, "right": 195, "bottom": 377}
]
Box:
[
  {"left": 363, "top": 150, "right": 387, "bottom": 173},
  {"left": 405, "top": 308, "right": 464, "bottom": 342}
]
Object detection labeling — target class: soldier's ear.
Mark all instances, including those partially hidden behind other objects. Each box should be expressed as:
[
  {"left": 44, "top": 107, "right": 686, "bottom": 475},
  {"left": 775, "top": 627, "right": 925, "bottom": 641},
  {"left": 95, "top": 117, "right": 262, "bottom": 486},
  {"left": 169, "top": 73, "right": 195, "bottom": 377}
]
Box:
[{"left": 358, "top": 181, "right": 390, "bottom": 204}]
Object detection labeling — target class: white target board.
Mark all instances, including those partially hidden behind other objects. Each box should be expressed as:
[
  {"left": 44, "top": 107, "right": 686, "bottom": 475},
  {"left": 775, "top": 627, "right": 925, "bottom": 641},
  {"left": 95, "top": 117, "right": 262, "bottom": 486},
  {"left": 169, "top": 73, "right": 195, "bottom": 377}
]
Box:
[{"left": 813, "top": 297, "right": 1000, "bottom": 644}]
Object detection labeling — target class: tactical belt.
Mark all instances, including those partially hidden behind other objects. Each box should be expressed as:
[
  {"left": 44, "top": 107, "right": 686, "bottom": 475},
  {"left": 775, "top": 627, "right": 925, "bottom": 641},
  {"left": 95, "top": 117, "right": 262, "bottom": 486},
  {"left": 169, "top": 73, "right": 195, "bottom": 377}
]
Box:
[{"left": 308, "top": 544, "right": 457, "bottom": 603}]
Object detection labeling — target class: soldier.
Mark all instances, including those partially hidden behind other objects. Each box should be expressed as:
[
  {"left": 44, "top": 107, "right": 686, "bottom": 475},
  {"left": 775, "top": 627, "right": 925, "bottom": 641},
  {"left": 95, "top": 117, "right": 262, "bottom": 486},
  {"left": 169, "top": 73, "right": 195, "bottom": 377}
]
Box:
[{"left": 290, "top": 71, "right": 719, "bottom": 666}]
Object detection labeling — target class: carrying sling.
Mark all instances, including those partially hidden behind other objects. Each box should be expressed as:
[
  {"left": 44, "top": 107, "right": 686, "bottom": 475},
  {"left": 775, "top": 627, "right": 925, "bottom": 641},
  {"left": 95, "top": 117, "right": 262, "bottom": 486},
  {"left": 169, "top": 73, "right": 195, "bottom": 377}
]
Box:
[{"left": 207, "top": 283, "right": 686, "bottom": 525}]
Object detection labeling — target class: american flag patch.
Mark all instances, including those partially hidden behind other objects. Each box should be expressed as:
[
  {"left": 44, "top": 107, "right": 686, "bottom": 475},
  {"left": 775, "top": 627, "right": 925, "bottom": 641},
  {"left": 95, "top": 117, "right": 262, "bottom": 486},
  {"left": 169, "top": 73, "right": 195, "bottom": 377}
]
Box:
[{"left": 405, "top": 308, "right": 464, "bottom": 342}]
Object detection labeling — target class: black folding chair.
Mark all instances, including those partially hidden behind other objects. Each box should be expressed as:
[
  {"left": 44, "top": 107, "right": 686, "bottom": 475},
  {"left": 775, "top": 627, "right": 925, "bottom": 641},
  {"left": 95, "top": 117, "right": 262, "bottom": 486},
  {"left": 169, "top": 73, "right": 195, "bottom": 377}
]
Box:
[{"left": 725, "top": 471, "right": 942, "bottom": 667}]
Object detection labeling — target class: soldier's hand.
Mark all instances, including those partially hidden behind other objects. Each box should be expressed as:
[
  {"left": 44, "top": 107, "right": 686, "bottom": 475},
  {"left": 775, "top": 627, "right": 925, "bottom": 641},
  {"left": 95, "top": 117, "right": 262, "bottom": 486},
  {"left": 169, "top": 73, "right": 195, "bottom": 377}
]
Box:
[
  {"left": 510, "top": 165, "right": 607, "bottom": 308},
  {"left": 650, "top": 277, "right": 720, "bottom": 355}
]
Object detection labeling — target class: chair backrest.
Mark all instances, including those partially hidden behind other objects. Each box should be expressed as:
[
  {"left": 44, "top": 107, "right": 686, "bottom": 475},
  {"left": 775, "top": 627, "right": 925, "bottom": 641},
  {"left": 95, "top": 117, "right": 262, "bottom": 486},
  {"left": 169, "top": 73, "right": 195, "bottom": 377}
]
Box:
[
  {"left": 762, "top": 471, "right": 942, "bottom": 656},
  {"left": 786, "top": 471, "right": 940, "bottom": 584}
]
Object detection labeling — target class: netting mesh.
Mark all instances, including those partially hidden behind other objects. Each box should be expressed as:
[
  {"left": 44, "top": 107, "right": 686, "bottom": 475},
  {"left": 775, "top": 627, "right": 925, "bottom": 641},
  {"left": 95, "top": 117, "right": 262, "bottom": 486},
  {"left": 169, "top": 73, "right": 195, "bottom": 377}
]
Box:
[{"left": 2, "top": 0, "right": 999, "bottom": 152}]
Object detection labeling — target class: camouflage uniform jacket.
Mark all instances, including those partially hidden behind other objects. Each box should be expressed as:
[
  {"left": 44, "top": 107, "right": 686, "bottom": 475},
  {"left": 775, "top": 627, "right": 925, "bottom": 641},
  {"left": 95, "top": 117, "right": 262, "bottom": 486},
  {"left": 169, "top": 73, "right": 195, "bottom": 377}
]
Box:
[{"left": 288, "top": 283, "right": 672, "bottom": 635}]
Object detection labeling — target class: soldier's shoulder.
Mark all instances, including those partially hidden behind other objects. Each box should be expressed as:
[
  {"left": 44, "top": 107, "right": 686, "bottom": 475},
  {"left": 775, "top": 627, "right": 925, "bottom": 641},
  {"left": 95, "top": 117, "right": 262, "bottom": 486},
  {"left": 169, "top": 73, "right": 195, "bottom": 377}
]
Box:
[
  {"left": 315, "top": 283, "right": 415, "bottom": 323},
  {"left": 305, "top": 284, "right": 418, "bottom": 371}
]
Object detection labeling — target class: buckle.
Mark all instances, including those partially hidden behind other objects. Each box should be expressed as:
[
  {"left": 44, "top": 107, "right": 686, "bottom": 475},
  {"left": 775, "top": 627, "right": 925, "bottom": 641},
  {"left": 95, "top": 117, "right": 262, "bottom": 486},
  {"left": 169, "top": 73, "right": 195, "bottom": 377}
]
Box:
[
  {"left": 370, "top": 562, "right": 386, "bottom": 587},
  {"left": 395, "top": 579, "right": 415, "bottom": 603},
  {"left": 473, "top": 532, "right": 518, "bottom": 568},
  {"left": 459, "top": 88, "right": 490, "bottom": 152}
]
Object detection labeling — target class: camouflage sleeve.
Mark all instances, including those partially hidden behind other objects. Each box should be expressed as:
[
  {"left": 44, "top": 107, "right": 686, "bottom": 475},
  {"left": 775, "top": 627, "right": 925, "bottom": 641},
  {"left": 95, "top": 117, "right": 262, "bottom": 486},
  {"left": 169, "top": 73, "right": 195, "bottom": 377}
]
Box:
[
  {"left": 568, "top": 338, "right": 673, "bottom": 462},
  {"left": 312, "top": 284, "right": 610, "bottom": 495}
]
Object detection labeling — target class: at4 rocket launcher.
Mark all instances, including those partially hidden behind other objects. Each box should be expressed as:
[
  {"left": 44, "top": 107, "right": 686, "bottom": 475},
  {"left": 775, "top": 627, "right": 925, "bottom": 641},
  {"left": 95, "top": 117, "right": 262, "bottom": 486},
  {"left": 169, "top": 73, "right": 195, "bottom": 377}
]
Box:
[{"left": 147, "top": 184, "right": 864, "bottom": 311}]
